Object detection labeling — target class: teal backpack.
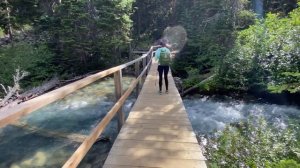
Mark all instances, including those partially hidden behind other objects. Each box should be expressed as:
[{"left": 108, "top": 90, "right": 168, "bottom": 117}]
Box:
[{"left": 159, "top": 48, "right": 171, "bottom": 65}]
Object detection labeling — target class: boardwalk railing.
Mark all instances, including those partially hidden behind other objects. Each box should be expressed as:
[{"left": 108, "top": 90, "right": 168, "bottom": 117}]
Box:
[{"left": 0, "top": 46, "right": 157, "bottom": 167}]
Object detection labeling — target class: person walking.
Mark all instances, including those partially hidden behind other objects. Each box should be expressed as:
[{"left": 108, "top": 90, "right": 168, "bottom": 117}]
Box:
[{"left": 155, "top": 39, "right": 172, "bottom": 94}]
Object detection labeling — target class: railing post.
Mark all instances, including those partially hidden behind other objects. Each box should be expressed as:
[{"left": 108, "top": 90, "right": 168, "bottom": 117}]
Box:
[
  {"left": 142, "top": 57, "right": 147, "bottom": 83},
  {"left": 147, "top": 51, "right": 152, "bottom": 73},
  {"left": 135, "top": 61, "right": 140, "bottom": 97},
  {"left": 143, "top": 56, "right": 147, "bottom": 70},
  {"left": 114, "top": 70, "right": 124, "bottom": 132}
]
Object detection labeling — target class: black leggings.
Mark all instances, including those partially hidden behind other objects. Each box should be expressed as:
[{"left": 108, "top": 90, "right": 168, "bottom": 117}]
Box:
[{"left": 157, "top": 65, "right": 169, "bottom": 91}]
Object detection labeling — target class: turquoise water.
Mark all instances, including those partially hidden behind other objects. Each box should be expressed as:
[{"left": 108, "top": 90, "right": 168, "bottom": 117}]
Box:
[{"left": 0, "top": 77, "right": 136, "bottom": 168}]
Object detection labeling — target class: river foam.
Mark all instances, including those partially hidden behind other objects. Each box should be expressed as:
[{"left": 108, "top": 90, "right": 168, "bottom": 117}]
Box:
[{"left": 183, "top": 96, "right": 300, "bottom": 135}]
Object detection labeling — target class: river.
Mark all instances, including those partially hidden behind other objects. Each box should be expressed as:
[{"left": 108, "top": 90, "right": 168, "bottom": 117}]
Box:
[
  {"left": 0, "top": 77, "right": 136, "bottom": 168},
  {"left": 183, "top": 95, "right": 300, "bottom": 135},
  {"left": 0, "top": 78, "right": 299, "bottom": 168}
]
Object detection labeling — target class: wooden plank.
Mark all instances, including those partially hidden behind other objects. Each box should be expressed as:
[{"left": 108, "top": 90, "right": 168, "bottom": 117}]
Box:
[
  {"left": 114, "top": 70, "right": 124, "bottom": 131},
  {"left": 120, "top": 127, "right": 196, "bottom": 137},
  {"left": 129, "top": 111, "right": 188, "bottom": 117},
  {"left": 122, "top": 125, "right": 193, "bottom": 132},
  {"left": 142, "top": 77, "right": 176, "bottom": 83},
  {"left": 136, "top": 91, "right": 180, "bottom": 97},
  {"left": 133, "top": 101, "right": 183, "bottom": 107},
  {"left": 141, "top": 86, "right": 178, "bottom": 91},
  {"left": 122, "top": 123, "right": 193, "bottom": 130},
  {"left": 125, "top": 118, "right": 191, "bottom": 126},
  {"left": 113, "top": 139, "right": 202, "bottom": 151},
  {"left": 117, "top": 132, "right": 198, "bottom": 143},
  {"left": 132, "top": 104, "right": 186, "bottom": 113},
  {"left": 109, "top": 147, "right": 206, "bottom": 160},
  {"left": 104, "top": 155, "right": 207, "bottom": 168},
  {"left": 104, "top": 165, "right": 159, "bottom": 168},
  {"left": 135, "top": 96, "right": 182, "bottom": 102},
  {"left": 127, "top": 113, "right": 190, "bottom": 121}
]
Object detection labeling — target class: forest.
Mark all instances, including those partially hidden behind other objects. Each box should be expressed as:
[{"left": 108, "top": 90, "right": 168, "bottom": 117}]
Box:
[
  {"left": 0, "top": 0, "right": 299, "bottom": 102},
  {"left": 0, "top": 0, "right": 300, "bottom": 167}
]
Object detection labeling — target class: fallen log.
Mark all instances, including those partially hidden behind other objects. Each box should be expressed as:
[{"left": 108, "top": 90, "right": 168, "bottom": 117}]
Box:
[
  {"left": 60, "top": 70, "right": 102, "bottom": 85},
  {"left": 19, "top": 77, "right": 60, "bottom": 101},
  {"left": 0, "top": 69, "right": 29, "bottom": 107},
  {"left": 182, "top": 74, "right": 216, "bottom": 96}
]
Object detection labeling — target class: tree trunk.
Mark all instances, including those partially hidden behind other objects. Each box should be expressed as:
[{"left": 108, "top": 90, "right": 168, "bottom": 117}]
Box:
[
  {"left": 4, "top": 0, "right": 13, "bottom": 43},
  {"left": 137, "top": 4, "right": 141, "bottom": 39}
]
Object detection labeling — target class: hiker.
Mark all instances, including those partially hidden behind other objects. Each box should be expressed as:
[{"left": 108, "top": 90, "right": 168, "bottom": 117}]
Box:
[{"left": 155, "top": 39, "right": 172, "bottom": 94}]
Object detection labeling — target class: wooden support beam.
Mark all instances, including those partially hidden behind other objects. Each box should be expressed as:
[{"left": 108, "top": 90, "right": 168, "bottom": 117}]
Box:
[
  {"left": 142, "top": 56, "right": 147, "bottom": 83},
  {"left": 134, "top": 62, "right": 140, "bottom": 98},
  {"left": 147, "top": 53, "right": 153, "bottom": 74},
  {"left": 11, "top": 122, "right": 88, "bottom": 143},
  {"left": 114, "top": 70, "right": 124, "bottom": 132},
  {"left": 143, "top": 56, "right": 147, "bottom": 70}
]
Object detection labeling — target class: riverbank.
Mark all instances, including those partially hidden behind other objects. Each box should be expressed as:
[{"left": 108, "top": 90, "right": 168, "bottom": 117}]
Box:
[
  {"left": 184, "top": 88, "right": 300, "bottom": 107},
  {"left": 183, "top": 94, "right": 299, "bottom": 134},
  {"left": 182, "top": 94, "right": 300, "bottom": 167}
]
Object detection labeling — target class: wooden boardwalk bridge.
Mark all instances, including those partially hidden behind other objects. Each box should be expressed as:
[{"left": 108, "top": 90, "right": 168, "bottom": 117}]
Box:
[
  {"left": 0, "top": 46, "right": 207, "bottom": 168},
  {"left": 103, "top": 61, "right": 206, "bottom": 168}
]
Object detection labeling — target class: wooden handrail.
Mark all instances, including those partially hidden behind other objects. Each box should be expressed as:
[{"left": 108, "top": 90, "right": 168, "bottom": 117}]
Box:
[
  {"left": 0, "top": 46, "right": 156, "bottom": 128},
  {"left": 62, "top": 52, "right": 153, "bottom": 168}
]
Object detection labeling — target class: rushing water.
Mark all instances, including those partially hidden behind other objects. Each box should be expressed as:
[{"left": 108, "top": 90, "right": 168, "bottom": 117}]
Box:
[
  {"left": 0, "top": 77, "right": 136, "bottom": 168},
  {"left": 183, "top": 96, "right": 300, "bottom": 135},
  {"left": 1, "top": 76, "right": 299, "bottom": 168}
]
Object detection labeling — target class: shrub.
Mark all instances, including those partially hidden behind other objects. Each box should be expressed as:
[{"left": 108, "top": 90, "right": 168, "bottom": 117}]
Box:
[{"left": 205, "top": 116, "right": 300, "bottom": 168}]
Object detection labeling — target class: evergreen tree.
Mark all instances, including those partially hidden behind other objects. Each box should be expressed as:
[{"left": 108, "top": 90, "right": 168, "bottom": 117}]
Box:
[{"left": 38, "top": 0, "right": 134, "bottom": 75}]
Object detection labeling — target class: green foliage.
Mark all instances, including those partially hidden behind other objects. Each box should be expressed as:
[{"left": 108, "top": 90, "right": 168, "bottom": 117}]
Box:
[
  {"left": 0, "top": 27, "right": 4, "bottom": 37},
  {"left": 236, "top": 10, "right": 256, "bottom": 29},
  {"left": 0, "top": 43, "right": 55, "bottom": 88},
  {"left": 205, "top": 117, "right": 300, "bottom": 168},
  {"left": 0, "top": 0, "right": 298, "bottom": 96},
  {"left": 198, "top": 77, "right": 219, "bottom": 92},
  {"left": 267, "top": 72, "right": 300, "bottom": 93},
  {"left": 270, "top": 160, "right": 300, "bottom": 168},
  {"left": 132, "top": 0, "right": 174, "bottom": 42},
  {"left": 38, "top": 0, "right": 134, "bottom": 74},
  {"left": 182, "top": 68, "right": 200, "bottom": 89},
  {"left": 161, "top": 0, "right": 299, "bottom": 95},
  {"left": 265, "top": 0, "right": 299, "bottom": 16},
  {"left": 218, "top": 5, "right": 300, "bottom": 93},
  {"left": 0, "top": 0, "right": 136, "bottom": 92},
  {"left": 171, "top": 0, "right": 255, "bottom": 85},
  {"left": 0, "top": 0, "right": 39, "bottom": 34}
]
